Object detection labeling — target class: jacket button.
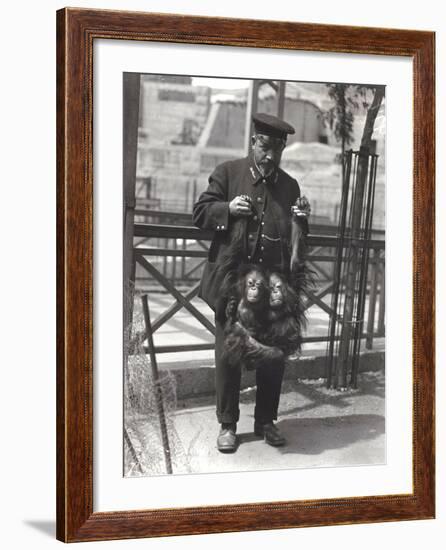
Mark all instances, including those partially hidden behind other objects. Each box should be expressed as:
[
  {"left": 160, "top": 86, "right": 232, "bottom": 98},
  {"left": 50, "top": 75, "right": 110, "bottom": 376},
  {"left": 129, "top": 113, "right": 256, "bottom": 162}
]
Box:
[
  {"left": 259, "top": 258, "right": 263, "bottom": 263},
  {"left": 257, "top": 197, "right": 263, "bottom": 203},
  {"left": 253, "top": 215, "right": 258, "bottom": 221},
  {"left": 221, "top": 225, "right": 225, "bottom": 229}
]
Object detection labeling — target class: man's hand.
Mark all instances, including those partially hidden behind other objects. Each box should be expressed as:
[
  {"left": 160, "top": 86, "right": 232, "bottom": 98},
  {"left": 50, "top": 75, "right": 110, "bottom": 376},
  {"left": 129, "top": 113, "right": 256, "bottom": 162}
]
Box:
[
  {"left": 291, "top": 195, "right": 311, "bottom": 218},
  {"left": 229, "top": 195, "right": 253, "bottom": 218}
]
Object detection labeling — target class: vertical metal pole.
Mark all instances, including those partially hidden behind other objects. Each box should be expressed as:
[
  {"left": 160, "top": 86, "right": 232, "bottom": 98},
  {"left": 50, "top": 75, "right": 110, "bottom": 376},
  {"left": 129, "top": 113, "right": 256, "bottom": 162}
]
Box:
[
  {"left": 332, "top": 152, "right": 359, "bottom": 388},
  {"left": 123, "top": 73, "right": 141, "bottom": 321},
  {"left": 123, "top": 73, "right": 141, "bottom": 391},
  {"left": 366, "top": 249, "right": 379, "bottom": 349},
  {"left": 277, "top": 81, "right": 286, "bottom": 119},
  {"left": 326, "top": 150, "right": 352, "bottom": 388},
  {"left": 181, "top": 238, "right": 186, "bottom": 280},
  {"left": 185, "top": 179, "right": 190, "bottom": 213},
  {"left": 192, "top": 179, "right": 197, "bottom": 207},
  {"left": 337, "top": 146, "right": 370, "bottom": 388},
  {"left": 141, "top": 295, "right": 173, "bottom": 474},
  {"left": 351, "top": 154, "right": 377, "bottom": 387},
  {"left": 377, "top": 255, "right": 386, "bottom": 336},
  {"left": 172, "top": 238, "right": 177, "bottom": 283},
  {"left": 163, "top": 238, "right": 168, "bottom": 277},
  {"left": 244, "top": 80, "right": 259, "bottom": 154}
]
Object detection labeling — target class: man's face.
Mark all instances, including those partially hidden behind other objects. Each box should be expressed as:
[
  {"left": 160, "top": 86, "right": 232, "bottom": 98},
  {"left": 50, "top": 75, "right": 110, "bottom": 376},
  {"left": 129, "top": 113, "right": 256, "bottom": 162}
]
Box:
[{"left": 252, "top": 133, "right": 286, "bottom": 175}]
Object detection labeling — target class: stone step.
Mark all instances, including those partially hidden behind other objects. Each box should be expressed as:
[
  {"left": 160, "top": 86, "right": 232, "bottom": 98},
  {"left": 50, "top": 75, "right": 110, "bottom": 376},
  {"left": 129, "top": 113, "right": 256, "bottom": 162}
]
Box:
[{"left": 155, "top": 348, "right": 385, "bottom": 400}]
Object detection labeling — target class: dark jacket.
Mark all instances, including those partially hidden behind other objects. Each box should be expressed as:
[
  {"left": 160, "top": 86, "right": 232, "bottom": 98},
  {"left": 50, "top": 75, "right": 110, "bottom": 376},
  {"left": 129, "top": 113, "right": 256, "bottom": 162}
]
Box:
[{"left": 192, "top": 155, "right": 306, "bottom": 310}]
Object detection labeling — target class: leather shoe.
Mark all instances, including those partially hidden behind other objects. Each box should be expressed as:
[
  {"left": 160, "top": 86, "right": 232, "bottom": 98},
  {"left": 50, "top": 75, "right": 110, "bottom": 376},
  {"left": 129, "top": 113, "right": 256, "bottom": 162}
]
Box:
[
  {"left": 254, "top": 421, "right": 286, "bottom": 447},
  {"left": 217, "top": 424, "right": 237, "bottom": 453}
]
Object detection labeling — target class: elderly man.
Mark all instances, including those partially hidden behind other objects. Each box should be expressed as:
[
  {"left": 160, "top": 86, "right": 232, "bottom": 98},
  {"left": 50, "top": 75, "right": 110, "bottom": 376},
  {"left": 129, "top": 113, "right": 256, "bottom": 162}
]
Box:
[{"left": 193, "top": 113, "right": 310, "bottom": 453}]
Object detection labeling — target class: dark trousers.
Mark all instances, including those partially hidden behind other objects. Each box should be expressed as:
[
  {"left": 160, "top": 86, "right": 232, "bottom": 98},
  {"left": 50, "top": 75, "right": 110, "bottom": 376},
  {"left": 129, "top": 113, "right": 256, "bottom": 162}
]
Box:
[{"left": 215, "top": 318, "right": 286, "bottom": 425}]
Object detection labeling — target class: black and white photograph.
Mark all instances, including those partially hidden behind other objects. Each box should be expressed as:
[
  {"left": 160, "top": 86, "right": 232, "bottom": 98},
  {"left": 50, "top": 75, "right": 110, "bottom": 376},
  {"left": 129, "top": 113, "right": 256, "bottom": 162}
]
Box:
[
  {"left": 2, "top": 0, "right": 441, "bottom": 546},
  {"left": 123, "top": 73, "right": 386, "bottom": 477}
]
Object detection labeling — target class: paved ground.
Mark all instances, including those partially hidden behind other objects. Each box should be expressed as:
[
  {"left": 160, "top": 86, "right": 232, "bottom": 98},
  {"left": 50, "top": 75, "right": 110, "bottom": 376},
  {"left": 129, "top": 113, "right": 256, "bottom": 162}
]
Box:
[
  {"left": 126, "top": 290, "right": 385, "bottom": 477},
  {"left": 126, "top": 370, "right": 385, "bottom": 477}
]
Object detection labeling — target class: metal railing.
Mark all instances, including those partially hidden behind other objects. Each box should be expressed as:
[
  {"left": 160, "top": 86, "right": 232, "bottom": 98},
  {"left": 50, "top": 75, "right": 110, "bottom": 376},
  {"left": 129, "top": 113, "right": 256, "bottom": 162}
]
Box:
[{"left": 132, "top": 223, "right": 385, "bottom": 355}]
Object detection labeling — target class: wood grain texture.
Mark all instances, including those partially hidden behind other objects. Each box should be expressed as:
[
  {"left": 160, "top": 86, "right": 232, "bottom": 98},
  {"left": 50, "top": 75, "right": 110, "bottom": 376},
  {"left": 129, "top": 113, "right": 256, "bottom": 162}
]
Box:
[{"left": 56, "top": 7, "right": 435, "bottom": 542}]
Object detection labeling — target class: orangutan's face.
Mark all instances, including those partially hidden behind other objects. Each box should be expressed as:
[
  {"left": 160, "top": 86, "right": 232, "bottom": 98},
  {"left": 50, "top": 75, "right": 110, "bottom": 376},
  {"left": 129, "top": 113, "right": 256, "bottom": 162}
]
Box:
[
  {"left": 269, "top": 273, "right": 285, "bottom": 309},
  {"left": 245, "top": 270, "right": 268, "bottom": 304}
]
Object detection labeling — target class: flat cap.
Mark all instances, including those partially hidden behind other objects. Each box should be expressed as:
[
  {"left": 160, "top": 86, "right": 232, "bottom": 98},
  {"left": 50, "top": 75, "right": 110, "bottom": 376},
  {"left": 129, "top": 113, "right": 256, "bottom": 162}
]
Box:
[{"left": 252, "top": 112, "right": 295, "bottom": 139}]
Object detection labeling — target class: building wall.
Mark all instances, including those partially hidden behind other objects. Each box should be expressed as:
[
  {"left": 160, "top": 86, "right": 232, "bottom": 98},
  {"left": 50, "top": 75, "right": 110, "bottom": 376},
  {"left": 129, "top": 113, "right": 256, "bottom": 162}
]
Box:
[
  {"left": 136, "top": 80, "right": 384, "bottom": 228},
  {"left": 281, "top": 143, "right": 385, "bottom": 229},
  {"left": 136, "top": 144, "right": 243, "bottom": 212},
  {"left": 205, "top": 97, "right": 326, "bottom": 149},
  {"left": 139, "top": 78, "right": 211, "bottom": 146},
  {"left": 206, "top": 102, "right": 246, "bottom": 148}
]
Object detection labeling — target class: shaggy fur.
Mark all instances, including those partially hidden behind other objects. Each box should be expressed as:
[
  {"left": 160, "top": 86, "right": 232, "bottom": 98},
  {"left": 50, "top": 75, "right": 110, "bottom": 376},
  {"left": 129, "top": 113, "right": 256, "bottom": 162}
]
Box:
[
  {"left": 220, "top": 266, "right": 284, "bottom": 371},
  {"left": 215, "top": 196, "right": 313, "bottom": 370},
  {"left": 263, "top": 271, "right": 307, "bottom": 355}
]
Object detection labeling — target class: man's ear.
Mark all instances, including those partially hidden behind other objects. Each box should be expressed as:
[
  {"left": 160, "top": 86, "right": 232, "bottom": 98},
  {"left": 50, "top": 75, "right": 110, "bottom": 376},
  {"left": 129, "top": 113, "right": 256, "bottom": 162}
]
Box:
[{"left": 251, "top": 135, "right": 256, "bottom": 148}]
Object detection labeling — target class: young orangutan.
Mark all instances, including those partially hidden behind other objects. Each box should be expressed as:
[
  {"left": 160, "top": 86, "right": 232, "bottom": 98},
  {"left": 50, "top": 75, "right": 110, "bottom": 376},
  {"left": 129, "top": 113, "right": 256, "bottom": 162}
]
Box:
[
  {"left": 220, "top": 265, "right": 284, "bottom": 371},
  {"left": 264, "top": 271, "right": 306, "bottom": 356}
]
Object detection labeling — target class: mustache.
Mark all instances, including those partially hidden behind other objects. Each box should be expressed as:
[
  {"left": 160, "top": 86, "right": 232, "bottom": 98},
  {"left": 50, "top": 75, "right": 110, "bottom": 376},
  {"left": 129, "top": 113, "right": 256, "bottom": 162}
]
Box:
[{"left": 259, "top": 158, "right": 276, "bottom": 165}]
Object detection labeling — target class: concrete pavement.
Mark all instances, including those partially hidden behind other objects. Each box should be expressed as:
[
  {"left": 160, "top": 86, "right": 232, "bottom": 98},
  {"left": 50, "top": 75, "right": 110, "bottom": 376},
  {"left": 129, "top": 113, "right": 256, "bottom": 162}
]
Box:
[{"left": 127, "top": 370, "right": 385, "bottom": 477}]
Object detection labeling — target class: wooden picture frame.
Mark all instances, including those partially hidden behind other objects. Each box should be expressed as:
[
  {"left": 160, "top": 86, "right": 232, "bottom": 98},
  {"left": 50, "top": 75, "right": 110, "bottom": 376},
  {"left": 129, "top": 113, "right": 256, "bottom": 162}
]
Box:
[{"left": 56, "top": 7, "right": 435, "bottom": 542}]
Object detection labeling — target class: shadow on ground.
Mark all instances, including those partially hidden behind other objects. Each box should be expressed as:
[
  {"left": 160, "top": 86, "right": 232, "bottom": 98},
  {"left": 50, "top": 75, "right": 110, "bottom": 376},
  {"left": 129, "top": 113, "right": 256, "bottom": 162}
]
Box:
[
  {"left": 127, "top": 370, "right": 386, "bottom": 476},
  {"left": 23, "top": 520, "right": 55, "bottom": 538},
  {"left": 275, "top": 413, "right": 385, "bottom": 455},
  {"left": 276, "top": 372, "right": 385, "bottom": 417}
]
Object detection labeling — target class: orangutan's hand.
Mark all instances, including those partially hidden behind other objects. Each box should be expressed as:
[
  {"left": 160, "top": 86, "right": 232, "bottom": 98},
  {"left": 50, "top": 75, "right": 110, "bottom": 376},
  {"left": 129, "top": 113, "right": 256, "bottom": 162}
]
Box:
[
  {"left": 225, "top": 297, "right": 238, "bottom": 321},
  {"left": 291, "top": 195, "right": 311, "bottom": 218}
]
